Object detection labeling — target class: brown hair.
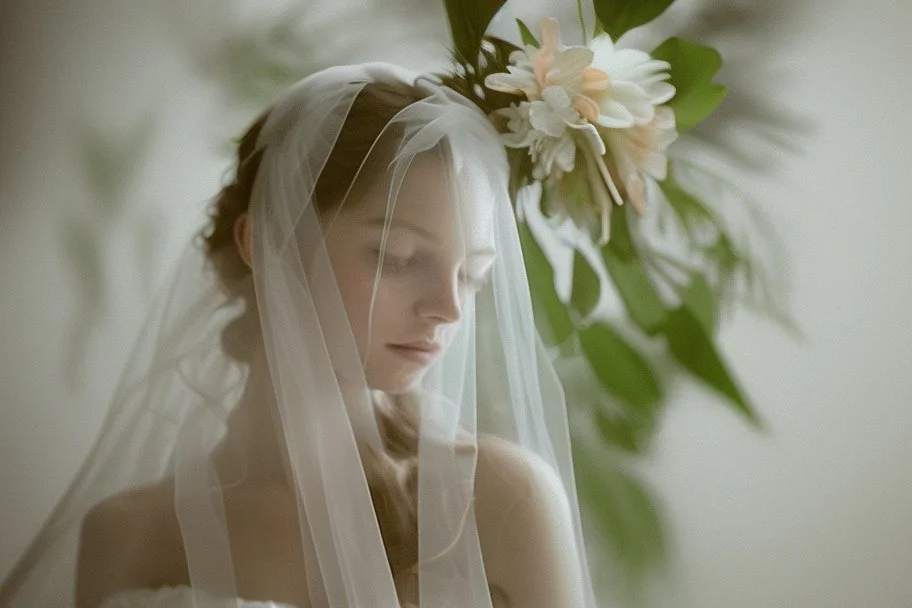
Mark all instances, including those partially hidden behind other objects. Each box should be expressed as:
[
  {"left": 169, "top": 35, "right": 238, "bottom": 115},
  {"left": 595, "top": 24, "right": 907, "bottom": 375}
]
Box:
[
  {"left": 201, "top": 80, "right": 427, "bottom": 297},
  {"left": 199, "top": 81, "right": 485, "bottom": 606}
]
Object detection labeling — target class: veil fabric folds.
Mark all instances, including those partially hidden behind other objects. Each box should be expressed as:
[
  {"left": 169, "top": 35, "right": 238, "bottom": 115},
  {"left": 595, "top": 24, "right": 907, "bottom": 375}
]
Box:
[{"left": 0, "top": 63, "right": 598, "bottom": 608}]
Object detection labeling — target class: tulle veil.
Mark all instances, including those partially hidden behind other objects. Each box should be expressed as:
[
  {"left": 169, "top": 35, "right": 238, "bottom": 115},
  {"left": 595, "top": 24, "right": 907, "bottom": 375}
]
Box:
[{"left": 0, "top": 62, "right": 598, "bottom": 608}]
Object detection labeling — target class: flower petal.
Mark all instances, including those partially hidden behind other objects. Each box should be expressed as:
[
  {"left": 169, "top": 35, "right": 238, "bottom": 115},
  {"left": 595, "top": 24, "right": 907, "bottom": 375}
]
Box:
[
  {"left": 541, "top": 85, "right": 572, "bottom": 110},
  {"left": 572, "top": 94, "right": 601, "bottom": 123},
  {"left": 539, "top": 17, "right": 563, "bottom": 53},
  {"left": 509, "top": 48, "right": 533, "bottom": 67},
  {"left": 654, "top": 105, "right": 677, "bottom": 130},
  {"left": 587, "top": 33, "right": 616, "bottom": 62},
  {"left": 553, "top": 137, "right": 577, "bottom": 173},
  {"left": 547, "top": 47, "right": 595, "bottom": 87},
  {"left": 485, "top": 70, "right": 536, "bottom": 96},
  {"left": 626, "top": 59, "right": 672, "bottom": 81},
  {"left": 529, "top": 101, "right": 568, "bottom": 137},
  {"left": 567, "top": 121, "right": 606, "bottom": 156},
  {"left": 646, "top": 81, "right": 676, "bottom": 105},
  {"left": 581, "top": 67, "right": 610, "bottom": 92},
  {"left": 599, "top": 48, "right": 653, "bottom": 78},
  {"left": 607, "top": 81, "right": 655, "bottom": 123},
  {"left": 503, "top": 129, "right": 540, "bottom": 148},
  {"left": 596, "top": 99, "right": 635, "bottom": 128}
]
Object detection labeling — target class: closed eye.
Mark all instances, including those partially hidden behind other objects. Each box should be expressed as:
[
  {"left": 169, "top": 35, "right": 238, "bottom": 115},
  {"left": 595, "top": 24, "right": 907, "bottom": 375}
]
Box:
[
  {"left": 373, "top": 247, "right": 493, "bottom": 290},
  {"left": 371, "top": 249, "right": 415, "bottom": 273}
]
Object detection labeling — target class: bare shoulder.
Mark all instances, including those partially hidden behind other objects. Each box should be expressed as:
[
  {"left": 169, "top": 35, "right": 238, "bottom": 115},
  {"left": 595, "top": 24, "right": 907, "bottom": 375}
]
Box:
[
  {"left": 474, "top": 435, "right": 569, "bottom": 510},
  {"left": 76, "top": 479, "right": 307, "bottom": 607},
  {"left": 81, "top": 481, "right": 178, "bottom": 535},
  {"left": 473, "top": 436, "right": 584, "bottom": 608},
  {"left": 76, "top": 481, "right": 185, "bottom": 608}
]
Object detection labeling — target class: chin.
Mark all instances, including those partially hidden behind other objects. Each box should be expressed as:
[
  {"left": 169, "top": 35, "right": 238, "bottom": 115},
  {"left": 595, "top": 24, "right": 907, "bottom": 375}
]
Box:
[{"left": 365, "top": 365, "right": 425, "bottom": 395}]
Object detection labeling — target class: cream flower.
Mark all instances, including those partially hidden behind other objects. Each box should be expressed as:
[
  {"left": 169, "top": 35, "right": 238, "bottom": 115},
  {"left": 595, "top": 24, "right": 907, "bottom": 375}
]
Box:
[
  {"left": 494, "top": 100, "right": 577, "bottom": 179},
  {"left": 485, "top": 17, "right": 603, "bottom": 117},
  {"left": 495, "top": 86, "right": 604, "bottom": 180},
  {"left": 604, "top": 106, "right": 678, "bottom": 214},
  {"left": 584, "top": 34, "right": 675, "bottom": 128},
  {"left": 483, "top": 17, "right": 678, "bottom": 243},
  {"left": 494, "top": 101, "right": 537, "bottom": 148}
]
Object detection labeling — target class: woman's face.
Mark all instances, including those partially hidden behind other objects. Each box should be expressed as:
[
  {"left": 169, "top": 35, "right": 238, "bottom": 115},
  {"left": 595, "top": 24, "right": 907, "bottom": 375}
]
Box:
[{"left": 323, "top": 153, "right": 496, "bottom": 394}]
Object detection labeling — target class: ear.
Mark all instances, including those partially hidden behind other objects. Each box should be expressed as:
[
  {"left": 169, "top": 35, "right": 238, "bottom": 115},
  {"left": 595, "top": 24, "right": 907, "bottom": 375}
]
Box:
[{"left": 233, "top": 211, "right": 253, "bottom": 269}]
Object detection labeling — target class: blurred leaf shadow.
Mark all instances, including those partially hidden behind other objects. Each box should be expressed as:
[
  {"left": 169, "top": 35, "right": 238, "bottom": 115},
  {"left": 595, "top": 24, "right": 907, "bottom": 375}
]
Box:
[
  {"left": 673, "top": 0, "right": 817, "bottom": 173},
  {"left": 627, "top": 0, "right": 817, "bottom": 341},
  {"left": 62, "top": 112, "right": 159, "bottom": 390},
  {"left": 167, "top": 0, "right": 445, "bottom": 111}
]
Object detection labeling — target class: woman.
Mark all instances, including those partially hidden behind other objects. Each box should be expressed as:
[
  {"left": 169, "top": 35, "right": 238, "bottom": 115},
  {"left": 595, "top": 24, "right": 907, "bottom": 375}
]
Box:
[{"left": 0, "top": 63, "right": 597, "bottom": 607}]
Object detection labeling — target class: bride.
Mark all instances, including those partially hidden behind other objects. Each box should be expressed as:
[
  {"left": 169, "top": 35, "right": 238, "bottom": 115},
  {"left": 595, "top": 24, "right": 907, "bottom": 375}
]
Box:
[{"left": 0, "top": 63, "right": 598, "bottom": 607}]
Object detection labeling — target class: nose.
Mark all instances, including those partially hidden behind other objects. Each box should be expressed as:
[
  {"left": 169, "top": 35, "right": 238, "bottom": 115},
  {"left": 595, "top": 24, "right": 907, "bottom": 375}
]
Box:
[{"left": 416, "top": 274, "right": 462, "bottom": 324}]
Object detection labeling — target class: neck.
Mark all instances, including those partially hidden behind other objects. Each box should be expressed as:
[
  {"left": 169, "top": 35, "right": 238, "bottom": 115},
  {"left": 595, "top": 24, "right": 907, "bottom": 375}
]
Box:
[
  {"left": 214, "top": 344, "right": 290, "bottom": 486},
  {"left": 212, "top": 334, "right": 390, "bottom": 489}
]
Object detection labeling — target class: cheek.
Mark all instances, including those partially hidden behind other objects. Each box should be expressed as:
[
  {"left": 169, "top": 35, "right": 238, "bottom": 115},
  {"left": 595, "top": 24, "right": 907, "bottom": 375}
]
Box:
[
  {"left": 333, "top": 257, "right": 409, "bottom": 343},
  {"left": 326, "top": 253, "right": 369, "bottom": 331},
  {"left": 367, "top": 276, "right": 416, "bottom": 333}
]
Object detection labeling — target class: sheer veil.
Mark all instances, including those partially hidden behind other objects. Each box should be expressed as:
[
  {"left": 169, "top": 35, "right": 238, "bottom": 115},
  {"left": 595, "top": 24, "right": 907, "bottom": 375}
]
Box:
[{"left": 0, "top": 63, "right": 598, "bottom": 608}]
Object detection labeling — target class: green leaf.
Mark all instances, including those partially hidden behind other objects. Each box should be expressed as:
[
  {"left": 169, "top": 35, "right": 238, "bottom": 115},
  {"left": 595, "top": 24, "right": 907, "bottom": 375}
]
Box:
[
  {"left": 605, "top": 205, "right": 634, "bottom": 260},
  {"left": 592, "top": 0, "right": 675, "bottom": 42},
  {"left": 443, "top": 0, "right": 509, "bottom": 64},
  {"left": 518, "top": 221, "right": 574, "bottom": 346},
  {"left": 570, "top": 250, "right": 601, "bottom": 320},
  {"left": 680, "top": 274, "right": 717, "bottom": 335},
  {"left": 663, "top": 306, "right": 761, "bottom": 425},
  {"left": 601, "top": 211, "right": 668, "bottom": 335},
  {"left": 602, "top": 249, "right": 668, "bottom": 336},
  {"left": 579, "top": 322, "right": 662, "bottom": 409},
  {"left": 554, "top": 353, "right": 659, "bottom": 454},
  {"left": 506, "top": 148, "right": 532, "bottom": 202},
  {"left": 593, "top": 405, "right": 657, "bottom": 454},
  {"left": 573, "top": 447, "right": 667, "bottom": 576},
  {"left": 651, "top": 37, "right": 727, "bottom": 131},
  {"left": 439, "top": 35, "right": 519, "bottom": 114},
  {"left": 557, "top": 161, "right": 592, "bottom": 226},
  {"left": 516, "top": 18, "right": 539, "bottom": 47}
]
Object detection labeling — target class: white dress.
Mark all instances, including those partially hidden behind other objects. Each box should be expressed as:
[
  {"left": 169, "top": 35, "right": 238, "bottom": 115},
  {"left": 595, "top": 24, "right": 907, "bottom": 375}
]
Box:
[{"left": 98, "top": 586, "right": 296, "bottom": 608}]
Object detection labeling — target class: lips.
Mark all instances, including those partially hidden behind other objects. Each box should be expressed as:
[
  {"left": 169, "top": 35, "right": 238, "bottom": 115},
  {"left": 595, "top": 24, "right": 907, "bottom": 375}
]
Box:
[{"left": 387, "top": 341, "right": 441, "bottom": 365}]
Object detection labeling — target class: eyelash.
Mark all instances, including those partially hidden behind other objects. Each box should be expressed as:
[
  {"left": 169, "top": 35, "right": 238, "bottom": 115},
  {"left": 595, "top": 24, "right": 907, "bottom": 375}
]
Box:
[{"left": 371, "top": 250, "right": 490, "bottom": 291}]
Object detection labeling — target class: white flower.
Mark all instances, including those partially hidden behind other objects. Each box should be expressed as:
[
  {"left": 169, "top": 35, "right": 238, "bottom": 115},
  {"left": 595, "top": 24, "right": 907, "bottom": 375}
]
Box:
[
  {"left": 494, "top": 101, "right": 537, "bottom": 148},
  {"left": 495, "top": 86, "right": 604, "bottom": 180},
  {"left": 482, "top": 17, "right": 679, "bottom": 243},
  {"left": 584, "top": 34, "right": 676, "bottom": 128},
  {"left": 604, "top": 106, "right": 678, "bottom": 214},
  {"left": 485, "top": 17, "right": 602, "bottom": 114}
]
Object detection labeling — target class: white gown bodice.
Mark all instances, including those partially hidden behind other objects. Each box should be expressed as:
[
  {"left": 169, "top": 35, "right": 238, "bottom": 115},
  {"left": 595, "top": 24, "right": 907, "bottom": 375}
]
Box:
[{"left": 98, "top": 585, "right": 297, "bottom": 608}]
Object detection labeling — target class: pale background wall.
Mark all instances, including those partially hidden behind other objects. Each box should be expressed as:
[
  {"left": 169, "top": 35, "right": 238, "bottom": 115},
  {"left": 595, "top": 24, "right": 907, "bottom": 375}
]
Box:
[{"left": 1, "top": 1, "right": 910, "bottom": 607}]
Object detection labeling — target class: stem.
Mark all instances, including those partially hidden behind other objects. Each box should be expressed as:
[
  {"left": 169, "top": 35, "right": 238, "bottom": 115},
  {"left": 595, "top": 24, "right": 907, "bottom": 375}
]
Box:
[{"left": 577, "top": 0, "right": 588, "bottom": 45}]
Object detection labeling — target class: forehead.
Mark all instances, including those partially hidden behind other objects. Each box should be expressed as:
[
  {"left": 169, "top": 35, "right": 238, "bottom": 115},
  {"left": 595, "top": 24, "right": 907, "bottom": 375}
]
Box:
[{"left": 350, "top": 150, "right": 496, "bottom": 250}]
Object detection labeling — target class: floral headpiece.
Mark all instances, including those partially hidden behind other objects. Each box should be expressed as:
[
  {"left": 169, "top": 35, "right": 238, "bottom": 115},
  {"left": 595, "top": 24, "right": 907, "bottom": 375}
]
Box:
[
  {"left": 485, "top": 16, "right": 678, "bottom": 244},
  {"left": 440, "top": 0, "right": 776, "bottom": 593}
]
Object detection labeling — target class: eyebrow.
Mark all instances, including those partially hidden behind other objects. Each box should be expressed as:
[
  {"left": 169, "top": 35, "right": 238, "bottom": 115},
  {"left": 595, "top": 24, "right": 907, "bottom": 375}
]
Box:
[{"left": 364, "top": 217, "right": 496, "bottom": 257}]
